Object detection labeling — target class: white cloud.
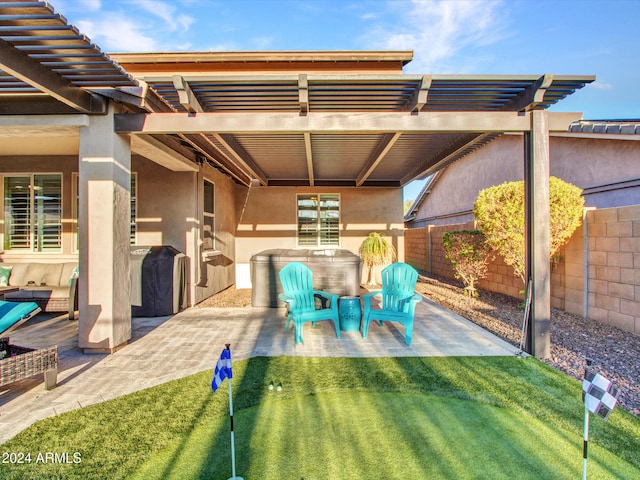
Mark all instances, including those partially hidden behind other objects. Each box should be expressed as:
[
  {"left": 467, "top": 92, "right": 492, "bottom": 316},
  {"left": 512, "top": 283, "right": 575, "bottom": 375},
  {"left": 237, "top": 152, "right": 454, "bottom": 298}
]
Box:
[
  {"left": 363, "top": 0, "right": 509, "bottom": 73},
  {"left": 590, "top": 81, "right": 614, "bottom": 90},
  {"left": 131, "top": 0, "right": 195, "bottom": 32},
  {"left": 85, "top": 0, "right": 102, "bottom": 11},
  {"left": 207, "top": 41, "right": 240, "bottom": 52},
  {"left": 252, "top": 36, "right": 275, "bottom": 50},
  {"left": 77, "top": 15, "right": 157, "bottom": 52}
]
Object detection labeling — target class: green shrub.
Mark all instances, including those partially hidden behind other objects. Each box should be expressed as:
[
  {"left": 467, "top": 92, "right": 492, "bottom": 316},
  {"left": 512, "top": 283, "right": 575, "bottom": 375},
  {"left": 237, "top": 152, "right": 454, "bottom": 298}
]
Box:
[
  {"left": 473, "top": 176, "right": 584, "bottom": 284},
  {"left": 442, "top": 230, "right": 493, "bottom": 296}
]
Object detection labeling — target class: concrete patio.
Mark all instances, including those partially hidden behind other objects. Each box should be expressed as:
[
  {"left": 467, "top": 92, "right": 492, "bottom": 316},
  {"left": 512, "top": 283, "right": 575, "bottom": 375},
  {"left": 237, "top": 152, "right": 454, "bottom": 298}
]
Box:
[{"left": 0, "top": 294, "right": 515, "bottom": 444}]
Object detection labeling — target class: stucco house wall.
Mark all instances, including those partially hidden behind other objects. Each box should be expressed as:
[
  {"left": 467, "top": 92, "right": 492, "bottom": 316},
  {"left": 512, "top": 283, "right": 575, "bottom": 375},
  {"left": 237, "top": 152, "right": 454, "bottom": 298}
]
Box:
[
  {"left": 410, "top": 133, "right": 640, "bottom": 228},
  {"left": 131, "top": 157, "right": 238, "bottom": 306},
  {"left": 235, "top": 186, "right": 404, "bottom": 287},
  {"left": 405, "top": 132, "right": 640, "bottom": 334},
  {"left": 0, "top": 152, "right": 239, "bottom": 308}
]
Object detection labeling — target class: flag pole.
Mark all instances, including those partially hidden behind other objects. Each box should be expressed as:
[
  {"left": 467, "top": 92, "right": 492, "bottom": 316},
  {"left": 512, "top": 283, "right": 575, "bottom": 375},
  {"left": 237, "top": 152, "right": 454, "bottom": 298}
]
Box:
[
  {"left": 225, "top": 343, "right": 243, "bottom": 480},
  {"left": 582, "top": 357, "right": 592, "bottom": 480}
]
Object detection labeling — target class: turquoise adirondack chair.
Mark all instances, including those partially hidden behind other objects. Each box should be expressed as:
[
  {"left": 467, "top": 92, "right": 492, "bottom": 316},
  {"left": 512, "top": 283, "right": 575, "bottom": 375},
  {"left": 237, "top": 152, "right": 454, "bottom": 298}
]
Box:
[
  {"left": 362, "top": 262, "right": 421, "bottom": 345},
  {"left": 278, "top": 262, "right": 340, "bottom": 344}
]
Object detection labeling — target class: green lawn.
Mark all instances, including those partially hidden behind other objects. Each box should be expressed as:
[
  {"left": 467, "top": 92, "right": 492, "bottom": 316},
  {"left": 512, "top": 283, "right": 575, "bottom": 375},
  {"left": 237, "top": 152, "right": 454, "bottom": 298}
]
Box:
[{"left": 2, "top": 356, "right": 639, "bottom": 479}]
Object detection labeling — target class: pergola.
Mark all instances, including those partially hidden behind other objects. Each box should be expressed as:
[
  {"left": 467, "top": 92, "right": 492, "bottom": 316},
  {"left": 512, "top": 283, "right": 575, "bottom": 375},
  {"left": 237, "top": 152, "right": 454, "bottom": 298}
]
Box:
[{"left": 0, "top": 1, "right": 595, "bottom": 357}]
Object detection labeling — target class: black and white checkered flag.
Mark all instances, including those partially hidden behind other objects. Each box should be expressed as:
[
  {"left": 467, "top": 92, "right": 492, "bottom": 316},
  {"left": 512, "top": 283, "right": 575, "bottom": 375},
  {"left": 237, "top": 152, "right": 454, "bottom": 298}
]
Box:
[{"left": 582, "top": 371, "right": 619, "bottom": 420}]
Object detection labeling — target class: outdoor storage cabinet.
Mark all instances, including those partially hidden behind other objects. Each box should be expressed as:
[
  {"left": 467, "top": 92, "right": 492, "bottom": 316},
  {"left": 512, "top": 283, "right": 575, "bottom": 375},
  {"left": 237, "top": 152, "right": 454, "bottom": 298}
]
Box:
[
  {"left": 250, "top": 249, "right": 362, "bottom": 307},
  {"left": 130, "top": 246, "right": 187, "bottom": 317}
]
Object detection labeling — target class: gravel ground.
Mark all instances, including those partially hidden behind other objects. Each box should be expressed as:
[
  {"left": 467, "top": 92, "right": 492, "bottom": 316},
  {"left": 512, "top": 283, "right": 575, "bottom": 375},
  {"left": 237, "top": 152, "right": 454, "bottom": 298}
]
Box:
[
  {"left": 414, "top": 273, "right": 640, "bottom": 418},
  {"left": 199, "top": 276, "right": 640, "bottom": 417}
]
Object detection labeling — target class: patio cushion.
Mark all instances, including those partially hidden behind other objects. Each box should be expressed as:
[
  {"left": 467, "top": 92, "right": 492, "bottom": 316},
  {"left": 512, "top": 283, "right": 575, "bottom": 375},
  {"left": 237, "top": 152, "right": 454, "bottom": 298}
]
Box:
[
  {"left": 0, "top": 266, "right": 12, "bottom": 286},
  {"left": 0, "top": 300, "right": 40, "bottom": 337},
  {"left": 7, "top": 264, "right": 28, "bottom": 287},
  {"left": 22, "top": 263, "right": 64, "bottom": 287}
]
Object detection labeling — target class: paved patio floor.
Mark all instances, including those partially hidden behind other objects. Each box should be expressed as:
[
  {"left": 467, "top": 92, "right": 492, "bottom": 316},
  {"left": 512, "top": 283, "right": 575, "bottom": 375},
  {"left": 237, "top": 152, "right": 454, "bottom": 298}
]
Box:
[{"left": 0, "top": 295, "right": 515, "bottom": 444}]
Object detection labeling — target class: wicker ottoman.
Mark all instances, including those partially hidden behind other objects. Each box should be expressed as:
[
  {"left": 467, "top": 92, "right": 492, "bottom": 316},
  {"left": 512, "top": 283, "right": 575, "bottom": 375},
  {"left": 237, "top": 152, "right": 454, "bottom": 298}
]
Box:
[{"left": 0, "top": 342, "right": 58, "bottom": 390}]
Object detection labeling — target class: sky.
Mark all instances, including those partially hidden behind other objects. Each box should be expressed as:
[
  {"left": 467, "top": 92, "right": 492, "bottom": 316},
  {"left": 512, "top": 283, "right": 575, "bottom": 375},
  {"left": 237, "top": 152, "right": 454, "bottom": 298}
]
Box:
[{"left": 52, "top": 0, "right": 640, "bottom": 200}]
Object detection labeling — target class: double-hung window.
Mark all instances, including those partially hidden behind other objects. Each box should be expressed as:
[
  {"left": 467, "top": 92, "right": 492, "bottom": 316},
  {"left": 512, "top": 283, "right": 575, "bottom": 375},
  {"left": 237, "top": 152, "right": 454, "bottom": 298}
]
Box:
[
  {"left": 203, "top": 179, "right": 215, "bottom": 250},
  {"left": 3, "top": 174, "right": 62, "bottom": 252},
  {"left": 297, "top": 194, "right": 340, "bottom": 247}
]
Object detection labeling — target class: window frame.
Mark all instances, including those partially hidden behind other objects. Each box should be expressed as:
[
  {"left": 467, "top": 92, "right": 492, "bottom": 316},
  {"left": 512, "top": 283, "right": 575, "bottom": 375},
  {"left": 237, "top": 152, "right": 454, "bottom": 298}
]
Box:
[
  {"left": 202, "top": 178, "right": 216, "bottom": 251},
  {"left": 296, "top": 193, "right": 340, "bottom": 247},
  {"left": 2, "top": 173, "right": 63, "bottom": 253}
]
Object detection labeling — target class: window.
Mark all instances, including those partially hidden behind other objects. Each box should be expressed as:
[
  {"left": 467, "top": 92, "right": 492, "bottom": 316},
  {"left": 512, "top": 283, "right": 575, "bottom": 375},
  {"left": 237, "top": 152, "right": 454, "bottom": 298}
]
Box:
[
  {"left": 72, "top": 173, "right": 137, "bottom": 251},
  {"left": 297, "top": 194, "right": 340, "bottom": 247},
  {"left": 3, "top": 174, "right": 62, "bottom": 252},
  {"left": 203, "top": 179, "right": 215, "bottom": 250}
]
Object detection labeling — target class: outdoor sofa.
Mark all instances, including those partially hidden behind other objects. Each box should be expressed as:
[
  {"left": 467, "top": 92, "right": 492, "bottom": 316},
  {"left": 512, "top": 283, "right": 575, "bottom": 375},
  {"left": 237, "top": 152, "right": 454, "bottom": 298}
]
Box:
[{"left": 0, "top": 262, "right": 78, "bottom": 320}]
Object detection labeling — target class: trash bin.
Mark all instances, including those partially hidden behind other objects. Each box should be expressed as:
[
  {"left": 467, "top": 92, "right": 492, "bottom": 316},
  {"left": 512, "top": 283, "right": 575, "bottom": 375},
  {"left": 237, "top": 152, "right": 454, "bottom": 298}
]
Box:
[
  {"left": 130, "top": 246, "right": 186, "bottom": 316},
  {"left": 250, "top": 249, "right": 362, "bottom": 307},
  {"left": 338, "top": 296, "right": 361, "bottom": 332}
]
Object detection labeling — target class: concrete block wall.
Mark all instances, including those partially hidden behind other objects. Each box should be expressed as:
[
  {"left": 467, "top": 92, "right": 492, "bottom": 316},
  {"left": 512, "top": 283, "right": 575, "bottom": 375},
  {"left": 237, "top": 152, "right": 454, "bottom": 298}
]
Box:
[
  {"left": 404, "top": 226, "right": 428, "bottom": 271},
  {"left": 586, "top": 205, "right": 640, "bottom": 334},
  {"left": 478, "top": 255, "right": 523, "bottom": 299},
  {"left": 405, "top": 204, "right": 640, "bottom": 336}
]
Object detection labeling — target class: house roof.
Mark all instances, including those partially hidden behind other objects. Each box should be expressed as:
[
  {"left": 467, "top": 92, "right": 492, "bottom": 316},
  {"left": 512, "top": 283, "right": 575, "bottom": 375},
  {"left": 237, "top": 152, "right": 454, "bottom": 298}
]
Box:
[{"left": 1, "top": 1, "right": 596, "bottom": 189}]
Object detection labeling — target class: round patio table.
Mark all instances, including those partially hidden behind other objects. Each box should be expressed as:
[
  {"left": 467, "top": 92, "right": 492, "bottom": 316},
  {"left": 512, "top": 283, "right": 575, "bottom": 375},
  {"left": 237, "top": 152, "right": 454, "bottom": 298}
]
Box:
[{"left": 338, "top": 296, "right": 361, "bottom": 332}]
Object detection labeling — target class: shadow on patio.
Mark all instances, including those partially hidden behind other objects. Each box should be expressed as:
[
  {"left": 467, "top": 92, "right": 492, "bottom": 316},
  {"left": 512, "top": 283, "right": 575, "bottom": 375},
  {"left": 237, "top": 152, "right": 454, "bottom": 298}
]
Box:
[{"left": 0, "top": 294, "right": 514, "bottom": 444}]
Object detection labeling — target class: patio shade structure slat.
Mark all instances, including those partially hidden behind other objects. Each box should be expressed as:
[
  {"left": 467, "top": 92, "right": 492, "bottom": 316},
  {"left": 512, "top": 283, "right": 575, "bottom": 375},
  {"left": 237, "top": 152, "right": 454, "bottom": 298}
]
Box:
[{"left": 0, "top": 3, "right": 597, "bottom": 359}]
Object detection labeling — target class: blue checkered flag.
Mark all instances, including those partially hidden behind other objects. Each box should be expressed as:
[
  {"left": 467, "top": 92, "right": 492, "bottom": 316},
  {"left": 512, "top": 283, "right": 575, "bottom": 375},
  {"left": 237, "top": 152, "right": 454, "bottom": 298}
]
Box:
[
  {"left": 211, "top": 346, "right": 232, "bottom": 392},
  {"left": 582, "top": 370, "right": 619, "bottom": 420}
]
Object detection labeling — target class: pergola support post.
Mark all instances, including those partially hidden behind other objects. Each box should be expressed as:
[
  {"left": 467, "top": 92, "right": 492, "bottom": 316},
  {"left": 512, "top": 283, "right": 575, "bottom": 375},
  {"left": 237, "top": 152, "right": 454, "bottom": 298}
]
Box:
[
  {"left": 524, "top": 110, "right": 551, "bottom": 358},
  {"left": 78, "top": 102, "right": 132, "bottom": 353}
]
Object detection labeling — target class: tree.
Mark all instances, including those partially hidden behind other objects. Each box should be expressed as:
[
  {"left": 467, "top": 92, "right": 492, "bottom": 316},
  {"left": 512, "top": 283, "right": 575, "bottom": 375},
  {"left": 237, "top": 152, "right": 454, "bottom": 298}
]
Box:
[
  {"left": 442, "top": 230, "right": 493, "bottom": 297},
  {"left": 359, "top": 232, "right": 396, "bottom": 286},
  {"left": 403, "top": 199, "right": 415, "bottom": 215},
  {"left": 473, "top": 176, "right": 584, "bottom": 284}
]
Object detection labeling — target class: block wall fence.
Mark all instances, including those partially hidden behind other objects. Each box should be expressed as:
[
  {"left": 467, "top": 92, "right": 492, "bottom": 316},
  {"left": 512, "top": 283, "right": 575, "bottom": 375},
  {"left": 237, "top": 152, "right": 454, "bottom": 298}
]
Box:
[{"left": 405, "top": 205, "right": 640, "bottom": 335}]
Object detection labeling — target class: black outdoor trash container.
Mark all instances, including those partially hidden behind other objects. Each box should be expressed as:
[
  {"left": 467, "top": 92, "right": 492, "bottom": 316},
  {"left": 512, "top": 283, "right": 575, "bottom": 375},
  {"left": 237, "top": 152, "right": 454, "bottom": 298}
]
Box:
[{"left": 130, "top": 246, "right": 187, "bottom": 317}]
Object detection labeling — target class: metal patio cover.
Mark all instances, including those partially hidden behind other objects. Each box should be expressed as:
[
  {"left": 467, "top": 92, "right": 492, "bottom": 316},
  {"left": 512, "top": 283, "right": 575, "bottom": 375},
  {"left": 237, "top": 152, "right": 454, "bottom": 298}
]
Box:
[{"left": 0, "top": 1, "right": 595, "bottom": 188}]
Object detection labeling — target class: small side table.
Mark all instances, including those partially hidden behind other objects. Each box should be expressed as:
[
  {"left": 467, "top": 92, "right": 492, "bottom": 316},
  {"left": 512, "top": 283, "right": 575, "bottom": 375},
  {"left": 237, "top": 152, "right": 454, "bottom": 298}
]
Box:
[{"left": 338, "top": 296, "right": 361, "bottom": 332}]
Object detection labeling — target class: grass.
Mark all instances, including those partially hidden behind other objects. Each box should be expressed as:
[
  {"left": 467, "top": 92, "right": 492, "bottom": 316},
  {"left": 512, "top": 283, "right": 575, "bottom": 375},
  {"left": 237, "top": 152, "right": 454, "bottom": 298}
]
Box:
[{"left": 2, "top": 356, "right": 639, "bottom": 479}]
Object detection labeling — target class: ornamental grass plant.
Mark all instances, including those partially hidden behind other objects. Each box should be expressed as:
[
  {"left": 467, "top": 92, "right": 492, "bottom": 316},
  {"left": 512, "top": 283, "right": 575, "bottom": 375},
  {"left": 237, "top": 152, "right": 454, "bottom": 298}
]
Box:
[{"left": 359, "top": 232, "right": 396, "bottom": 285}]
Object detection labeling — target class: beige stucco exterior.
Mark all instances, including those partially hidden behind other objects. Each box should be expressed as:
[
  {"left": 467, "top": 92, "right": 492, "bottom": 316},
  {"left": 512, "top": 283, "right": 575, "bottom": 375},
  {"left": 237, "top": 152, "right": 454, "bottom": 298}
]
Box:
[
  {"left": 0, "top": 130, "right": 406, "bottom": 338},
  {"left": 234, "top": 185, "right": 404, "bottom": 287},
  {"left": 405, "top": 132, "right": 640, "bottom": 335},
  {"left": 409, "top": 133, "right": 640, "bottom": 227}
]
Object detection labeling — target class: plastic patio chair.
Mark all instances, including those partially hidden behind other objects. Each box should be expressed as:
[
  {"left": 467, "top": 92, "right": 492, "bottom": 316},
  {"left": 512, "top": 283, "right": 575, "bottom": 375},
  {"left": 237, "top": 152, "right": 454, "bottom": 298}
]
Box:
[
  {"left": 278, "top": 262, "right": 340, "bottom": 344},
  {"left": 362, "top": 262, "right": 421, "bottom": 345}
]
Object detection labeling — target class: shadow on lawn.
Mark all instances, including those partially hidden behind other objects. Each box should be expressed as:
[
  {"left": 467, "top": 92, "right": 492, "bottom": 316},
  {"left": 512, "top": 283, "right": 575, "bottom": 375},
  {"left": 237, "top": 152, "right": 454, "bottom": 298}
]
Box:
[{"left": 135, "top": 356, "right": 639, "bottom": 479}]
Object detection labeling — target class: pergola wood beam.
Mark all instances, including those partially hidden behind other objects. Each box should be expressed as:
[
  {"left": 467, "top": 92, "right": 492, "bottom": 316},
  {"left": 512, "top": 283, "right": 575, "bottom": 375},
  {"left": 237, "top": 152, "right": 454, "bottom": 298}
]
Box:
[
  {"left": 213, "top": 133, "right": 268, "bottom": 185},
  {"left": 503, "top": 74, "right": 554, "bottom": 112},
  {"left": 131, "top": 134, "right": 198, "bottom": 172},
  {"left": 405, "top": 75, "right": 431, "bottom": 114},
  {"left": 115, "top": 111, "right": 583, "bottom": 134},
  {"left": 0, "top": 37, "right": 105, "bottom": 114},
  {"left": 172, "top": 75, "right": 204, "bottom": 113},
  {"left": 178, "top": 133, "right": 252, "bottom": 186},
  {"left": 299, "top": 74, "right": 309, "bottom": 115},
  {"left": 304, "top": 132, "right": 314, "bottom": 186},
  {"left": 356, "top": 132, "right": 401, "bottom": 186}
]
